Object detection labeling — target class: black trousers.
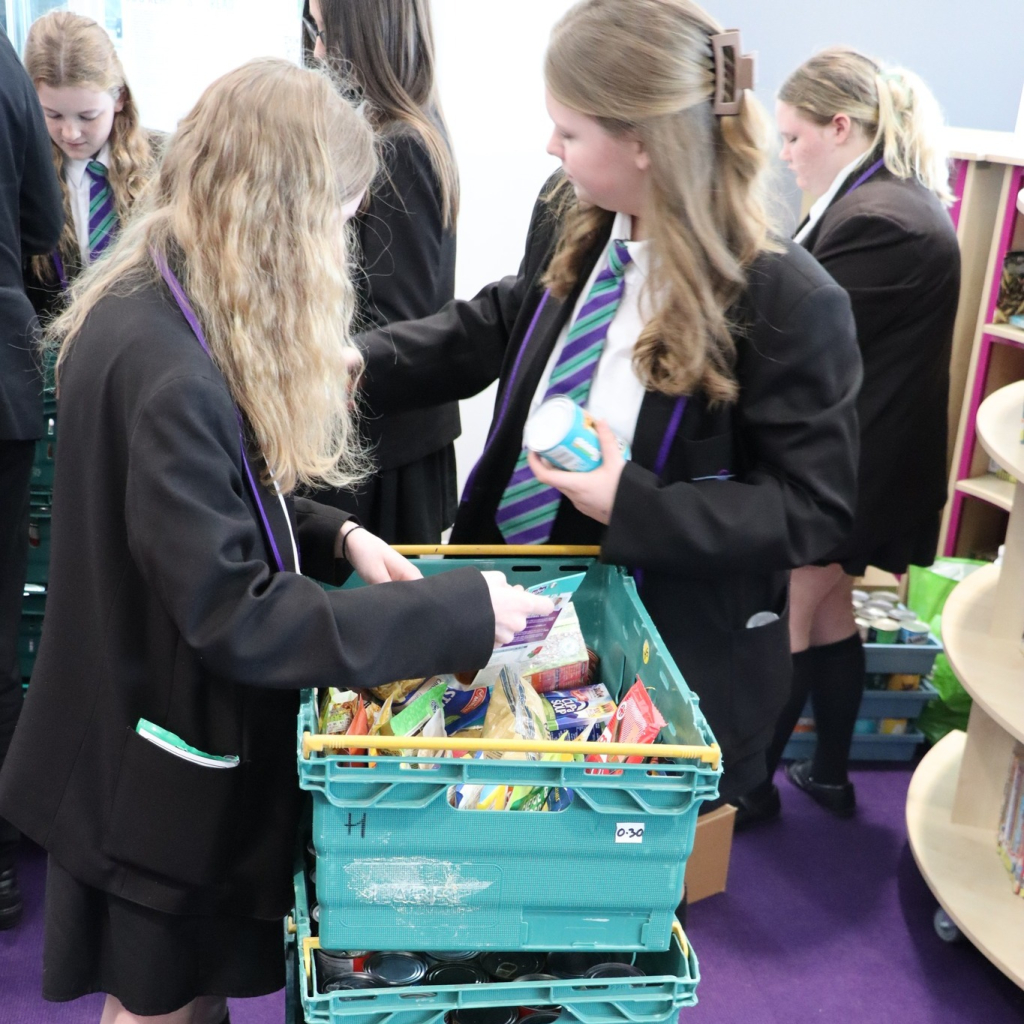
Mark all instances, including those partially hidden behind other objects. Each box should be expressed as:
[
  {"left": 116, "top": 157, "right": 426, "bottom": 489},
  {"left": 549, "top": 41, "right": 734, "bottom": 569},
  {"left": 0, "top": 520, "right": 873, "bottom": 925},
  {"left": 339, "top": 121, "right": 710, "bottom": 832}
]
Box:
[{"left": 0, "top": 439, "right": 34, "bottom": 858}]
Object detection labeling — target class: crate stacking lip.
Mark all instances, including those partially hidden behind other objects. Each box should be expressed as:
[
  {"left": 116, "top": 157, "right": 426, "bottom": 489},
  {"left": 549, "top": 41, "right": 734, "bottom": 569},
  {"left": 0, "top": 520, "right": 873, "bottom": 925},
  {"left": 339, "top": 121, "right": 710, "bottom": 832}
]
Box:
[
  {"left": 863, "top": 633, "right": 942, "bottom": 675},
  {"left": 299, "top": 560, "right": 722, "bottom": 955},
  {"left": 291, "top": 867, "right": 701, "bottom": 1024}
]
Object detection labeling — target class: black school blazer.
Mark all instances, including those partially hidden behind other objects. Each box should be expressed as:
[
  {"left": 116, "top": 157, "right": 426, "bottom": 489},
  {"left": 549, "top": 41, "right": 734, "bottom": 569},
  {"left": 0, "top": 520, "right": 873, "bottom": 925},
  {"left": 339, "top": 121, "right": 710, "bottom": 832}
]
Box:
[
  {"left": 0, "top": 280, "right": 494, "bottom": 918},
  {"left": 359, "top": 187, "right": 862, "bottom": 801},
  {"left": 799, "top": 162, "right": 960, "bottom": 561}
]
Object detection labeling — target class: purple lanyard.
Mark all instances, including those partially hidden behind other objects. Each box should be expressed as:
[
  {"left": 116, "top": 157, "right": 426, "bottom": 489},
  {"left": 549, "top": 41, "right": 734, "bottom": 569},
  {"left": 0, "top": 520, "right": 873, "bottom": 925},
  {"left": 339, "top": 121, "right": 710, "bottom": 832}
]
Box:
[
  {"left": 152, "top": 250, "right": 289, "bottom": 574},
  {"left": 52, "top": 252, "right": 69, "bottom": 292},
  {"left": 846, "top": 157, "right": 885, "bottom": 195}
]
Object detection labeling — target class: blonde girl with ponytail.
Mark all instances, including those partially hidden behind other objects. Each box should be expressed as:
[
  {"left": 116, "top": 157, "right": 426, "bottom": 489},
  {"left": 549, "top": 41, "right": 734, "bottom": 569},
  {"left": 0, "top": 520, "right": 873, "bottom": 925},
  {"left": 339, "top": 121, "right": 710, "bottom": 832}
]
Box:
[
  {"left": 0, "top": 57, "right": 547, "bottom": 1024},
  {"left": 357, "top": 0, "right": 863, "bottom": 809},
  {"left": 23, "top": 11, "right": 157, "bottom": 320},
  {"left": 741, "top": 49, "right": 961, "bottom": 826}
]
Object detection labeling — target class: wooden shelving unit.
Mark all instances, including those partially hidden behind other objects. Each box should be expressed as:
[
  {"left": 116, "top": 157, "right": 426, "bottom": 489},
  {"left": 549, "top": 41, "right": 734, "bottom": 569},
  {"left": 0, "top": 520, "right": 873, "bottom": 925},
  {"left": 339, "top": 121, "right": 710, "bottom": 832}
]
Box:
[
  {"left": 906, "top": 381, "right": 1024, "bottom": 989},
  {"left": 940, "top": 130, "right": 1024, "bottom": 560}
]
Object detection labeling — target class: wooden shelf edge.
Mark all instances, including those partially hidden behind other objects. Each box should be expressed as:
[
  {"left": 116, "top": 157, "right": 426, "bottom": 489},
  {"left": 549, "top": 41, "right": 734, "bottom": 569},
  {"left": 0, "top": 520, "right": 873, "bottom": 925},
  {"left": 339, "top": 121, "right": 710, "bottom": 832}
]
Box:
[
  {"left": 977, "top": 381, "right": 1024, "bottom": 483},
  {"left": 955, "top": 474, "right": 1016, "bottom": 512},
  {"left": 943, "top": 565, "right": 1024, "bottom": 743},
  {"left": 983, "top": 323, "right": 1024, "bottom": 348},
  {"left": 906, "top": 731, "right": 1024, "bottom": 987}
]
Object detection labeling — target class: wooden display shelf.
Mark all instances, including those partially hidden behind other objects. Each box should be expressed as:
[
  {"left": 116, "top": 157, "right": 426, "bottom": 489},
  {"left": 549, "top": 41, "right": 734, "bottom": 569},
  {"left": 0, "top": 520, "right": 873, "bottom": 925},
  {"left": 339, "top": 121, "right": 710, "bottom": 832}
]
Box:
[
  {"left": 947, "top": 128, "right": 1024, "bottom": 167},
  {"left": 943, "top": 564, "right": 1024, "bottom": 741},
  {"left": 955, "top": 473, "right": 1016, "bottom": 512},
  {"left": 907, "top": 730, "right": 1024, "bottom": 988},
  {"left": 984, "top": 323, "right": 1024, "bottom": 348},
  {"left": 977, "top": 379, "right": 1024, "bottom": 483}
]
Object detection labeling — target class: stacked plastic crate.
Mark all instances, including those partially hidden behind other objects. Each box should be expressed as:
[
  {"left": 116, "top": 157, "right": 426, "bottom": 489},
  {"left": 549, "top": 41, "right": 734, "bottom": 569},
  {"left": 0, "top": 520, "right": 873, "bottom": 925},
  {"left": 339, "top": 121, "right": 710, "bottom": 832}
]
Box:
[
  {"left": 19, "top": 353, "right": 56, "bottom": 687},
  {"left": 289, "top": 559, "right": 723, "bottom": 1024}
]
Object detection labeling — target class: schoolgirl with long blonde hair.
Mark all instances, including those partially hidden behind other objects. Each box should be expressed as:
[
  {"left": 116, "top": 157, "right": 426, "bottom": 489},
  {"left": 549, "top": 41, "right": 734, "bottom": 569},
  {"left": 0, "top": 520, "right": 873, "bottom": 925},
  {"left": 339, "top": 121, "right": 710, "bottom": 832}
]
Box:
[
  {"left": 355, "top": 0, "right": 863, "bottom": 818},
  {"left": 1, "top": 56, "right": 543, "bottom": 1024},
  {"left": 24, "top": 10, "right": 156, "bottom": 307}
]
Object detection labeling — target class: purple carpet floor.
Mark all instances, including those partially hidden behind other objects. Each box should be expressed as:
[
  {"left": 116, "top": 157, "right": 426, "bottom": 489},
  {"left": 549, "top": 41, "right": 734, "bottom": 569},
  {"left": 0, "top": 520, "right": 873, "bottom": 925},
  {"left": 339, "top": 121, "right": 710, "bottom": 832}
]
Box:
[{"left": 1, "top": 762, "right": 1022, "bottom": 1023}]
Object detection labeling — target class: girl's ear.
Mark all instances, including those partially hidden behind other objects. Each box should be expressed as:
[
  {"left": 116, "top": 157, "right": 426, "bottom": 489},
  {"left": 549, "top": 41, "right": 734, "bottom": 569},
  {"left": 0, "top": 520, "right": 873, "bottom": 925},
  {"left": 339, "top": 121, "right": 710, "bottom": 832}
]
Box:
[
  {"left": 634, "top": 138, "right": 650, "bottom": 172},
  {"left": 831, "top": 112, "right": 853, "bottom": 144},
  {"left": 113, "top": 87, "right": 125, "bottom": 115}
]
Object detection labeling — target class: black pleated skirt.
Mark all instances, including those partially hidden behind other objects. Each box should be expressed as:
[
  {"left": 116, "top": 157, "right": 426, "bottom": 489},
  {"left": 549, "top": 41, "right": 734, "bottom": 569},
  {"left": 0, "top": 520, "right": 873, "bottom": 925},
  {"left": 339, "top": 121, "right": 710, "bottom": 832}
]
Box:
[
  {"left": 837, "top": 510, "right": 942, "bottom": 578},
  {"left": 42, "top": 857, "right": 284, "bottom": 1016}
]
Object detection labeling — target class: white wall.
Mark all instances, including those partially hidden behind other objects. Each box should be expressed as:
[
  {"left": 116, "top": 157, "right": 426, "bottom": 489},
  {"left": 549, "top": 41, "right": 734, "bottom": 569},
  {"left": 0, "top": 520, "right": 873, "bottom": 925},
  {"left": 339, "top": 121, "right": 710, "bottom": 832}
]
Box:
[{"left": 431, "top": 0, "right": 1024, "bottom": 498}]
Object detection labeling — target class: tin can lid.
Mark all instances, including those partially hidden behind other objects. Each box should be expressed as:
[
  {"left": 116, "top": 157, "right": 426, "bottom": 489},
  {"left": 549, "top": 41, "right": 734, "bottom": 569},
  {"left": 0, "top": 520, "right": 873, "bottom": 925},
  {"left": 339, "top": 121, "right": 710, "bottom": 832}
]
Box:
[
  {"left": 449, "top": 1008, "right": 519, "bottom": 1024},
  {"left": 525, "top": 396, "right": 578, "bottom": 453},
  {"left": 424, "top": 950, "right": 481, "bottom": 964},
  {"left": 480, "top": 952, "right": 547, "bottom": 981},
  {"left": 364, "top": 952, "right": 428, "bottom": 987},
  {"left": 545, "top": 951, "right": 633, "bottom": 978},
  {"left": 424, "top": 964, "right": 488, "bottom": 987},
  {"left": 323, "top": 972, "right": 378, "bottom": 992},
  {"left": 874, "top": 617, "right": 900, "bottom": 630},
  {"left": 583, "top": 963, "right": 647, "bottom": 979},
  {"left": 518, "top": 1013, "right": 562, "bottom": 1024},
  {"left": 515, "top": 974, "right": 560, "bottom": 982},
  {"left": 310, "top": 903, "right": 320, "bottom": 923}
]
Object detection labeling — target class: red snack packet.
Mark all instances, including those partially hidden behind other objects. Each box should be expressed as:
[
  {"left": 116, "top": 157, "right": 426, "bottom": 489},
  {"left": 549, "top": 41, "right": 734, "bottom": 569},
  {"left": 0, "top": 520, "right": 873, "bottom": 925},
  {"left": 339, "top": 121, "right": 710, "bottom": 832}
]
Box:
[
  {"left": 585, "top": 677, "right": 666, "bottom": 776},
  {"left": 345, "top": 696, "right": 370, "bottom": 765}
]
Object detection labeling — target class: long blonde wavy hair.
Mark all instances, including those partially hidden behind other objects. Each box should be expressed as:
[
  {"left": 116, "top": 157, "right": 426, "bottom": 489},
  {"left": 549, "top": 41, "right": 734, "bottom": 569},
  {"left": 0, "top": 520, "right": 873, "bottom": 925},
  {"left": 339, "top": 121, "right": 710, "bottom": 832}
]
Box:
[
  {"left": 543, "top": 0, "right": 778, "bottom": 404},
  {"left": 24, "top": 11, "right": 156, "bottom": 284},
  {"left": 50, "top": 58, "right": 378, "bottom": 494},
  {"left": 779, "top": 47, "right": 953, "bottom": 205}
]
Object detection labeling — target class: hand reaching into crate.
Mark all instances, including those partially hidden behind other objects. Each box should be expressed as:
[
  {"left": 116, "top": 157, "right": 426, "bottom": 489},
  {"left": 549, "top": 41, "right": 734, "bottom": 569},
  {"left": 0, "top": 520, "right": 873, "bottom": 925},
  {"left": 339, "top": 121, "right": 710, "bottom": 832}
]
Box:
[
  {"left": 482, "top": 571, "right": 555, "bottom": 646},
  {"left": 336, "top": 522, "right": 423, "bottom": 583}
]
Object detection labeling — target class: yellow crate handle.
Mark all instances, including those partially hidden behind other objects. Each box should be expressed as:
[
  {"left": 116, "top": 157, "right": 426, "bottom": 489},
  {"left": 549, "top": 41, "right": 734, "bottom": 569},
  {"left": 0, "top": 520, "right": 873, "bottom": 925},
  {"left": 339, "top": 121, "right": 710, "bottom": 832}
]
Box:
[
  {"left": 392, "top": 544, "right": 601, "bottom": 557},
  {"left": 303, "top": 935, "right": 320, "bottom": 984},
  {"left": 302, "top": 731, "right": 720, "bottom": 769},
  {"left": 286, "top": 915, "right": 297, "bottom": 935},
  {"left": 672, "top": 919, "right": 690, "bottom": 959}
]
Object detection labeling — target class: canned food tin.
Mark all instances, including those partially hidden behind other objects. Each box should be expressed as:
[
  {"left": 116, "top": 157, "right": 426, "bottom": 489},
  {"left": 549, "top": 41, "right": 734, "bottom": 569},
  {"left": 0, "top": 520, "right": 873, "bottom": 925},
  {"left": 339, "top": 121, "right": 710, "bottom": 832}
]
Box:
[
  {"left": 889, "top": 608, "right": 918, "bottom": 623},
  {"left": 480, "top": 952, "right": 547, "bottom": 981},
  {"left": 323, "top": 972, "right": 378, "bottom": 992},
  {"left": 851, "top": 589, "right": 869, "bottom": 604},
  {"left": 870, "top": 591, "right": 899, "bottom": 607},
  {"left": 524, "top": 396, "right": 630, "bottom": 472},
  {"left": 878, "top": 718, "right": 908, "bottom": 735},
  {"left": 364, "top": 951, "right": 427, "bottom": 987},
  {"left": 518, "top": 1013, "right": 562, "bottom": 1024},
  {"left": 545, "top": 951, "right": 633, "bottom": 978},
  {"left": 860, "top": 606, "right": 886, "bottom": 621},
  {"left": 872, "top": 618, "right": 900, "bottom": 644},
  {"left": 898, "top": 621, "right": 931, "bottom": 645},
  {"left": 424, "top": 964, "right": 489, "bottom": 987},
  {"left": 887, "top": 673, "right": 921, "bottom": 692},
  {"left": 424, "top": 951, "right": 481, "bottom": 965},
  {"left": 853, "top": 718, "right": 878, "bottom": 734},
  {"left": 854, "top": 616, "right": 872, "bottom": 642},
  {"left": 583, "top": 963, "right": 647, "bottom": 979},
  {"left": 315, "top": 949, "right": 371, "bottom": 984}
]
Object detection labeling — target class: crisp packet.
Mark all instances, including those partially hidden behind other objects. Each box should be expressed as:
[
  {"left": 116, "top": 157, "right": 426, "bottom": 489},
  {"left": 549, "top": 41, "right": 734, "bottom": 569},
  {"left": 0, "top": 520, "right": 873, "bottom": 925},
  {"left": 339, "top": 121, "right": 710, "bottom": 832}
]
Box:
[
  {"left": 543, "top": 683, "right": 616, "bottom": 740},
  {"left": 585, "top": 677, "right": 666, "bottom": 775},
  {"left": 482, "top": 666, "right": 547, "bottom": 750},
  {"left": 383, "top": 680, "right": 448, "bottom": 738},
  {"left": 443, "top": 685, "right": 490, "bottom": 734},
  {"left": 367, "top": 677, "right": 425, "bottom": 708},
  {"left": 319, "top": 689, "right": 359, "bottom": 735},
  {"left": 413, "top": 706, "right": 447, "bottom": 769}
]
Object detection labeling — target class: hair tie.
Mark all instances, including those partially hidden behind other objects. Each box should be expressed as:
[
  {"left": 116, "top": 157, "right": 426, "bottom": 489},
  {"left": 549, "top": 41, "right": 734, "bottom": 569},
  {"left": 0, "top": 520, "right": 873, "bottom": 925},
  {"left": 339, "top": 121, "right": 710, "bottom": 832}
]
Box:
[{"left": 710, "top": 30, "right": 756, "bottom": 116}]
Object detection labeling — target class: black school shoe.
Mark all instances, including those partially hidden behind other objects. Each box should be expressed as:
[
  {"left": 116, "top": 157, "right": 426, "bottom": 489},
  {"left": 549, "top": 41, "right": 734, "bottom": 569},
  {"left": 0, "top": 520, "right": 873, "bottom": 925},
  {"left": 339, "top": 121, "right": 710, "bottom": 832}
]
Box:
[
  {"left": 733, "top": 783, "right": 781, "bottom": 831},
  {"left": 0, "top": 864, "right": 22, "bottom": 930},
  {"left": 785, "top": 759, "right": 855, "bottom": 818}
]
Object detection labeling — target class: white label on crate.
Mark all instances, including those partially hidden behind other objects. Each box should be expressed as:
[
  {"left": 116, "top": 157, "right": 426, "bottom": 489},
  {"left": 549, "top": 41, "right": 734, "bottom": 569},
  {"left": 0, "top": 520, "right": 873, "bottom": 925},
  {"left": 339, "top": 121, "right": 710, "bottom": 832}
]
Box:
[{"left": 615, "top": 822, "right": 645, "bottom": 844}]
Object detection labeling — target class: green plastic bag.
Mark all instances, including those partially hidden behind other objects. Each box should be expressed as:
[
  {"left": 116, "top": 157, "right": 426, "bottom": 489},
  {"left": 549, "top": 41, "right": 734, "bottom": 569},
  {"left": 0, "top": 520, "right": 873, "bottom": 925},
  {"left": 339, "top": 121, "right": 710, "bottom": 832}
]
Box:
[{"left": 906, "top": 558, "right": 986, "bottom": 744}]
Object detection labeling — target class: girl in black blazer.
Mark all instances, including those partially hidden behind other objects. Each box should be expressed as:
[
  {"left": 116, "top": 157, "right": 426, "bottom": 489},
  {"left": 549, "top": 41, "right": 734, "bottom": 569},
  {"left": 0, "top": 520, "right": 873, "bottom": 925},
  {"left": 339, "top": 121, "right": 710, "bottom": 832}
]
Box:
[
  {"left": 304, "top": 0, "right": 461, "bottom": 543},
  {"left": 358, "top": 0, "right": 862, "bottom": 806},
  {"left": 740, "top": 49, "right": 961, "bottom": 825},
  {"left": 0, "top": 59, "right": 546, "bottom": 1024},
  {"left": 22, "top": 11, "right": 157, "bottom": 326}
]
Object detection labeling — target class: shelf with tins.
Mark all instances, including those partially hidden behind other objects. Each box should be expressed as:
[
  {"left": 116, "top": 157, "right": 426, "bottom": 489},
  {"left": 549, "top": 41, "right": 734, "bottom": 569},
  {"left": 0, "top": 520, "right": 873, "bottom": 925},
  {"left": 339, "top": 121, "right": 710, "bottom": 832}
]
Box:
[
  {"left": 940, "top": 130, "right": 1024, "bottom": 561},
  {"left": 906, "top": 381, "right": 1024, "bottom": 989}
]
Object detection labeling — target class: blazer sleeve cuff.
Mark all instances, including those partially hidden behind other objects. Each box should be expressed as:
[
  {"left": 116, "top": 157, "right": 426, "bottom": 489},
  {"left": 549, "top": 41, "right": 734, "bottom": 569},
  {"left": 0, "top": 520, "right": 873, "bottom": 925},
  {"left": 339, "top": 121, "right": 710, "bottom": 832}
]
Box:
[{"left": 294, "top": 498, "right": 355, "bottom": 585}]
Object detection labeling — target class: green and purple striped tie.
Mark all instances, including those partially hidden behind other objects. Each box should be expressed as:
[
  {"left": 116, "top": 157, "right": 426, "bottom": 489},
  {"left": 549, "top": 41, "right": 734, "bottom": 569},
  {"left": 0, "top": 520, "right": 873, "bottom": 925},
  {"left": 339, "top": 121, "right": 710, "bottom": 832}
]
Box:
[
  {"left": 495, "top": 239, "right": 632, "bottom": 545},
  {"left": 86, "top": 160, "right": 117, "bottom": 261}
]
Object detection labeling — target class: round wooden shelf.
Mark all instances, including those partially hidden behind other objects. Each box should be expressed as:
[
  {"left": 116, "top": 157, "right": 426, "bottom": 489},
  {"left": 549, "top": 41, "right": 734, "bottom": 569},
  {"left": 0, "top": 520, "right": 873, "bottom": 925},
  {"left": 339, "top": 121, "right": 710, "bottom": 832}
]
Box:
[
  {"left": 906, "top": 731, "right": 1024, "bottom": 987},
  {"left": 976, "top": 380, "right": 1024, "bottom": 484},
  {"left": 943, "top": 564, "right": 1024, "bottom": 744}
]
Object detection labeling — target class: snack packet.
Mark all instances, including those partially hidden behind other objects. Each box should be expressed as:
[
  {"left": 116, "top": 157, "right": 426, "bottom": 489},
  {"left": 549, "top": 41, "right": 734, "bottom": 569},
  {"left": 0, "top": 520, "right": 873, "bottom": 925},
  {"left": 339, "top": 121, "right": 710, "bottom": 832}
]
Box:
[
  {"left": 319, "top": 688, "right": 359, "bottom": 735},
  {"left": 383, "top": 680, "right": 448, "bottom": 739},
  {"left": 367, "top": 677, "right": 425, "bottom": 709},
  {"left": 517, "top": 603, "right": 595, "bottom": 693},
  {"left": 443, "top": 685, "right": 490, "bottom": 734},
  {"left": 413, "top": 706, "right": 447, "bottom": 769},
  {"left": 585, "top": 677, "right": 666, "bottom": 775},
  {"left": 542, "top": 683, "right": 616, "bottom": 740},
  {"left": 482, "top": 666, "right": 547, "bottom": 751}
]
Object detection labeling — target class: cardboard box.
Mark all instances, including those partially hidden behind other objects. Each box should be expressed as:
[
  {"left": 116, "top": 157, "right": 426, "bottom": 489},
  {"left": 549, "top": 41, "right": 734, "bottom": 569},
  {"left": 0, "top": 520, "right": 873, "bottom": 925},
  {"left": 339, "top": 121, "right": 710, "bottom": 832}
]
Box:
[{"left": 684, "top": 803, "right": 736, "bottom": 903}]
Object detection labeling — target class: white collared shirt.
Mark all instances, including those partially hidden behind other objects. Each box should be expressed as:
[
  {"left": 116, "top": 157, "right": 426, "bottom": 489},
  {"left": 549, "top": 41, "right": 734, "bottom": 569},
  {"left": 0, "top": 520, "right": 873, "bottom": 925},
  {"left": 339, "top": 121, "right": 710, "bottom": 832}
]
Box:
[
  {"left": 64, "top": 143, "right": 111, "bottom": 264},
  {"left": 530, "top": 211, "right": 649, "bottom": 446},
  {"left": 794, "top": 153, "right": 871, "bottom": 243}
]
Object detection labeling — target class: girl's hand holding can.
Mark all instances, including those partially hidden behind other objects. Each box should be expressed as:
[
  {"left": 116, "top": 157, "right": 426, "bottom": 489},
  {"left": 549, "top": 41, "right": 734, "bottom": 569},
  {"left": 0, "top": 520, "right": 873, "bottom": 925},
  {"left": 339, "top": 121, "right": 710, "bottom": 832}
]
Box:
[
  {"left": 481, "top": 571, "right": 555, "bottom": 646},
  {"left": 527, "top": 419, "right": 626, "bottom": 526}
]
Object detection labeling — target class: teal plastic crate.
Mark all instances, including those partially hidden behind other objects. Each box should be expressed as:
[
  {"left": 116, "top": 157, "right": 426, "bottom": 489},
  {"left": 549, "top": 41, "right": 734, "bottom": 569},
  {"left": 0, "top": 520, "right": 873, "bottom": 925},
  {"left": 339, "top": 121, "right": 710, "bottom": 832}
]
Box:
[
  {"left": 291, "top": 865, "right": 700, "bottom": 1024},
  {"left": 300, "top": 559, "right": 721, "bottom": 954},
  {"left": 29, "top": 417, "right": 56, "bottom": 491},
  {"left": 25, "top": 505, "right": 51, "bottom": 585},
  {"left": 784, "top": 728, "right": 924, "bottom": 763},
  {"left": 863, "top": 633, "right": 942, "bottom": 675}
]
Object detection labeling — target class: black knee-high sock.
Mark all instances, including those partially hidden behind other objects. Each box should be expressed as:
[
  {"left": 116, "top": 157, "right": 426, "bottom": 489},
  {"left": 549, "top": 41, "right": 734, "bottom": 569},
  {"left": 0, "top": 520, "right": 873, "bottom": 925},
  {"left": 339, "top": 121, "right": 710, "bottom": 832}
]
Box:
[
  {"left": 808, "top": 633, "right": 865, "bottom": 785},
  {"left": 752, "top": 646, "right": 820, "bottom": 797}
]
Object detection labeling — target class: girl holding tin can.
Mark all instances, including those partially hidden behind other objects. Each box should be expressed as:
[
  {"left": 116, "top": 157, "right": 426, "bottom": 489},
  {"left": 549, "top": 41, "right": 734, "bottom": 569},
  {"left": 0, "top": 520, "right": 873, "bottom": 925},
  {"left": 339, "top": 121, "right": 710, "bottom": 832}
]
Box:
[
  {"left": 737, "top": 51, "right": 960, "bottom": 826},
  {"left": 357, "top": 0, "right": 862, "bottom": 806}
]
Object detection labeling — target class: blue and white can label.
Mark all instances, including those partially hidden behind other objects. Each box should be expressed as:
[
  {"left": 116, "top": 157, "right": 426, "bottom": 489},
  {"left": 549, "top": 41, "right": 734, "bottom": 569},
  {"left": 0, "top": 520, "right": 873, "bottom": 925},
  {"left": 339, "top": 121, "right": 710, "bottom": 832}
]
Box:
[{"left": 524, "top": 396, "right": 630, "bottom": 472}]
